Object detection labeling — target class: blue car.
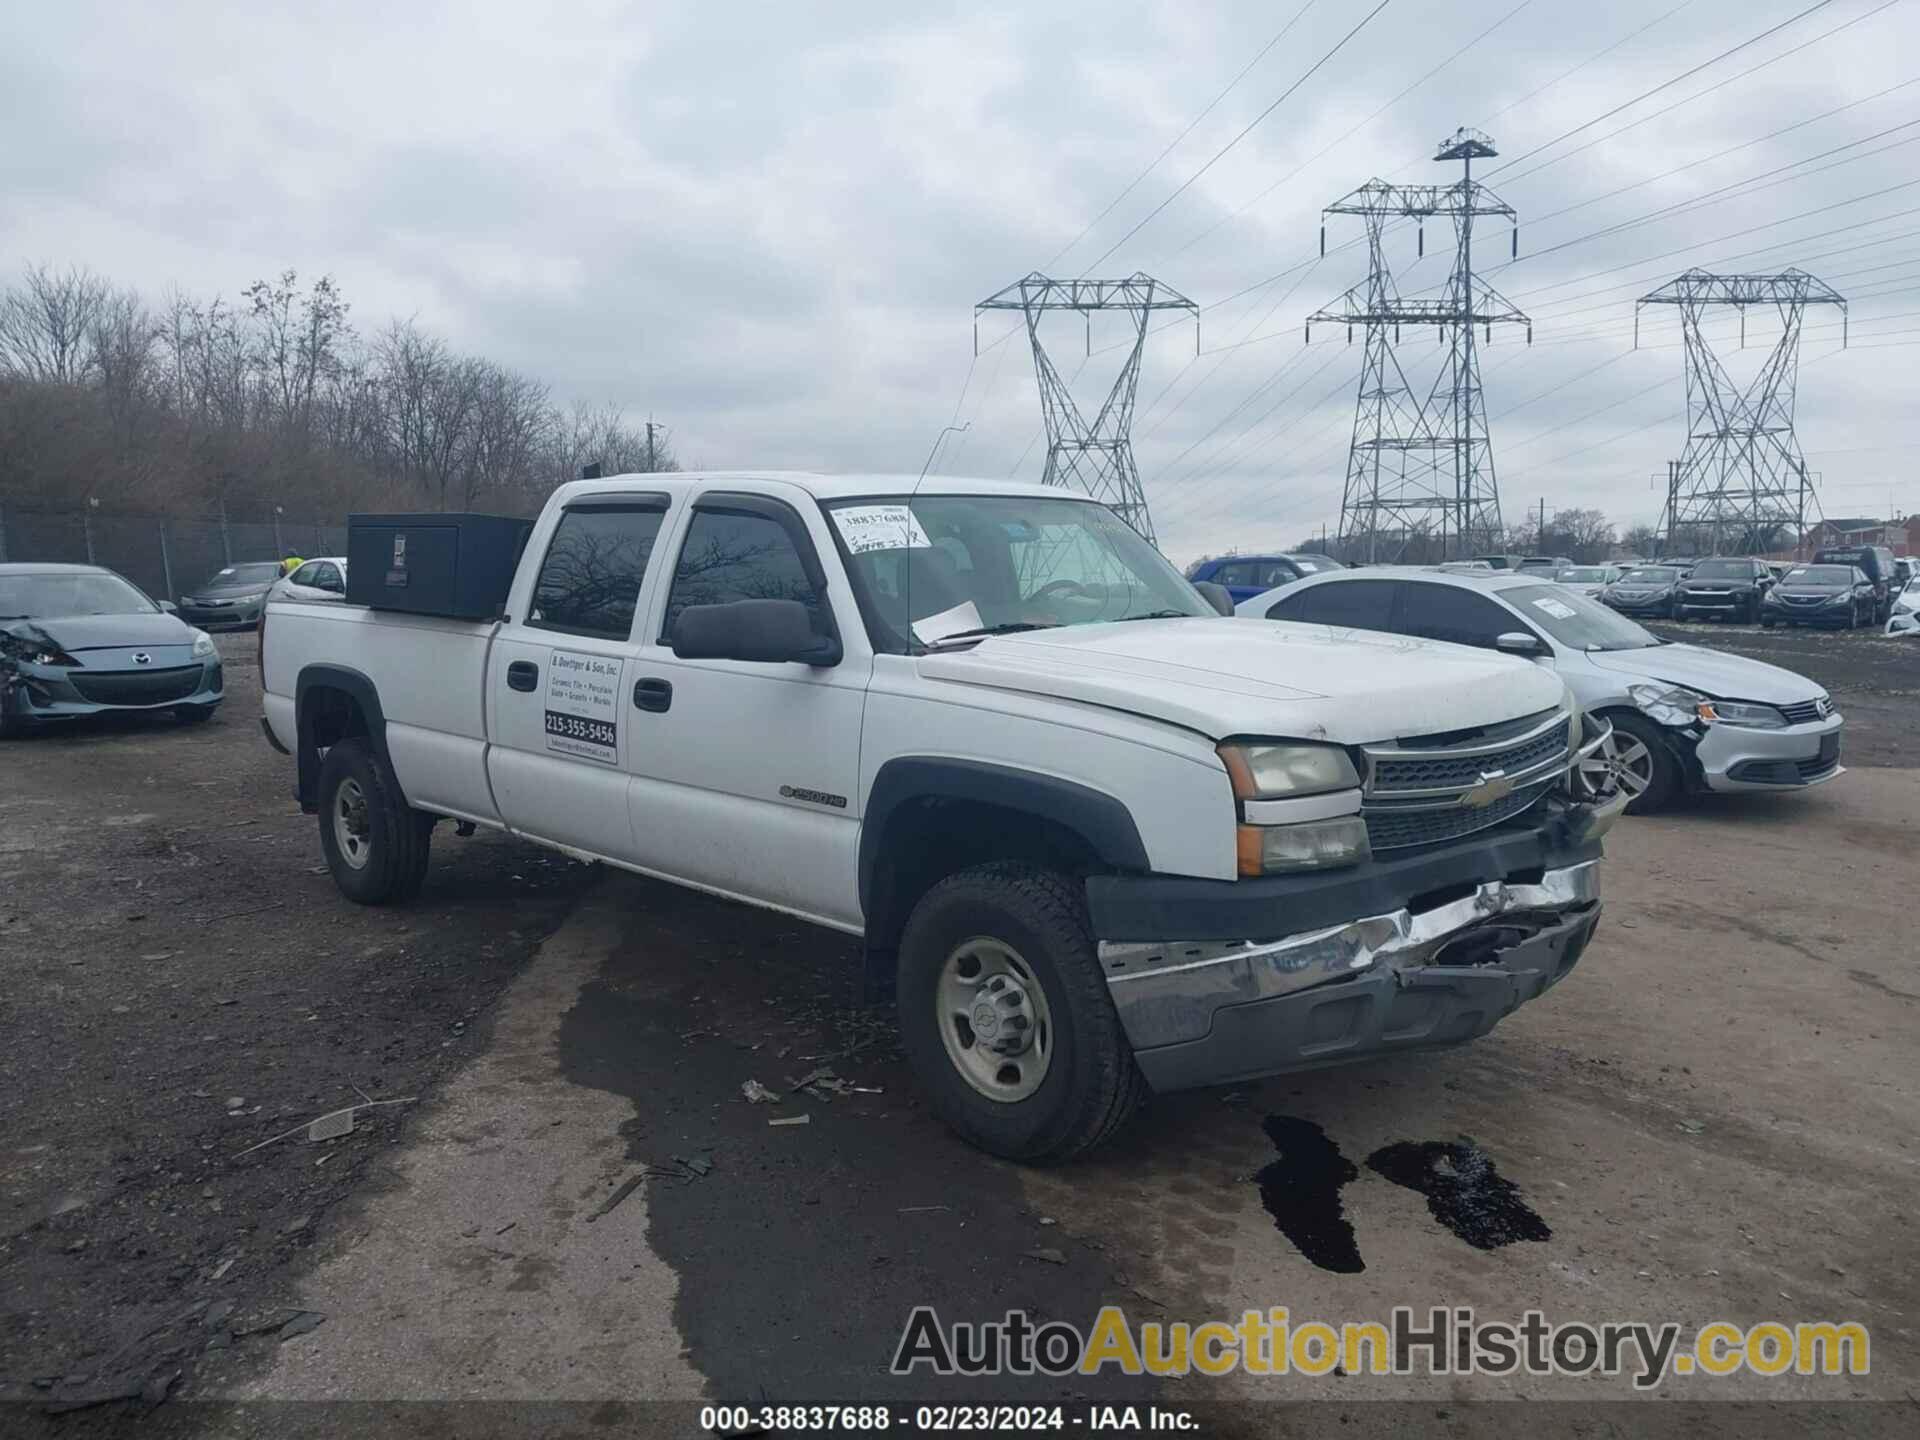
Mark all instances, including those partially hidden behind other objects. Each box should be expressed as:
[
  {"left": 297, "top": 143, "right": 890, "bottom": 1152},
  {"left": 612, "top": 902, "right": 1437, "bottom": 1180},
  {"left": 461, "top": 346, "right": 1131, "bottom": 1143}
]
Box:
[
  {"left": 0, "top": 563, "right": 224, "bottom": 737},
  {"left": 1185, "top": 553, "right": 1342, "bottom": 604}
]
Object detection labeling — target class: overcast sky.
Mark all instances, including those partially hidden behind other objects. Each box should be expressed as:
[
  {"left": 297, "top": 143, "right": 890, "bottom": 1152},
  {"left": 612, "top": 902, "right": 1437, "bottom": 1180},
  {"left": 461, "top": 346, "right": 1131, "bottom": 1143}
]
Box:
[{"left": 5, "top": 0, "right": 1916, "bottom": 562}]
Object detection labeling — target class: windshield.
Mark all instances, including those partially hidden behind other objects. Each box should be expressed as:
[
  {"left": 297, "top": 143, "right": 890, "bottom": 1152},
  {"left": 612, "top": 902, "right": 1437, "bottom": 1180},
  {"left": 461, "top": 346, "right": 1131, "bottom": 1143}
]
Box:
[
  {"left": 825, "top": 494, "right": 1211, "bottom": 651},
  {"left": 0, "top": 571, "right": 157, "bottom": 619},
  {"left": 1504, "top": 584, "right": 1658, "bottom": 652},
  {"left": 1689, "top": 560, "right": 1752, "bottom": 579},
  {"left": 201, "top": 563, "right": 283, "bottom": 586},
  {"left": 1619, "top": 567, "right": 1678, "bottom": 584},
  {"left": 1558, "top": 567, "right": 1610, "bottom": 582},
  {"left": 1783, "top": 566, "right": 1855, "bottom": 585}
]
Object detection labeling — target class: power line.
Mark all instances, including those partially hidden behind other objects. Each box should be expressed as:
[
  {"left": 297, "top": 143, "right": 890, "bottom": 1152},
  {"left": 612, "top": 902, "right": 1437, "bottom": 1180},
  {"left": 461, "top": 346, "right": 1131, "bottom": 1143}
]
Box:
[
  {"left": 1487, "top": 0, "right": 1840, "bottom": 176},
  {"left": 1045, "top": 1, "right": 1319, "bottom": 270},
  {"left": 1498, "top": 0, "right": 1901, "bottom": 187},
  {"left": 1083, "top": 0, "right": 1395, "bottom": 272},
  {"left": 1168, "top": 0, "right": 1537, "bottom": 260}
]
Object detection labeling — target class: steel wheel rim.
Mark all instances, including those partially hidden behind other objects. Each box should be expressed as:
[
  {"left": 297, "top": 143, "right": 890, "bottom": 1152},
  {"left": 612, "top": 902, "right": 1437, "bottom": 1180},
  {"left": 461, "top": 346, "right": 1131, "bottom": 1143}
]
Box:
[
  {"left": 936, "top": 937, "right": 1053, "bottom": 1103},
  {"left": 334, "top": 777, "right": 372, "bottom": 870}
]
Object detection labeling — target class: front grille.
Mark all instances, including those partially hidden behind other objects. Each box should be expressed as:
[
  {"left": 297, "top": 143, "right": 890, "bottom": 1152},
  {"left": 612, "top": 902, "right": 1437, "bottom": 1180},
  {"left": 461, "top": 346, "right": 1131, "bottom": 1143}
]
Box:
[
  {"left": 1363, "top": 785, "right": 1550, "bottom": 851},
  {"left": 70, "top": 666, "right": 204, "bottom": 705},
  {"left": 1368, "top": 719, "right": 1570, "bottom": 793},
  {"left": 1796, "top": 753, "right": 1840, "bottom": 780},
  {"left": 1778, "top": 698, "right": 1827, "bottom": 725},
  {"left": 1781, "top": 594, "right": 1827, "bottom": 606}
]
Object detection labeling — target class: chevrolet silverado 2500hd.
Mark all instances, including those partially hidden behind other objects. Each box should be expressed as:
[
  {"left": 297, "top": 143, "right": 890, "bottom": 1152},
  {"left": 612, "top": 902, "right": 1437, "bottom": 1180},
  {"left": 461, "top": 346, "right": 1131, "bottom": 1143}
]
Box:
[{"left": 261, "top": 474, "right": 1623, "bottom": 1161}]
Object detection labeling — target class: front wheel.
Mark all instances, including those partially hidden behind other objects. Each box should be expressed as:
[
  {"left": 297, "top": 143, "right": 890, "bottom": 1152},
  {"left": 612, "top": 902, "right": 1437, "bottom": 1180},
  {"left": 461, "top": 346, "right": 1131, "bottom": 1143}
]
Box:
[
  {"left": 1604, "top": 712, "right": 1683, "bottom": 815},
  {"left": 317, "top": 737, "right": 435, "bottom": 904},
  {"left": 896, "top": 863, "right": 1145, "bottom": 1163}
]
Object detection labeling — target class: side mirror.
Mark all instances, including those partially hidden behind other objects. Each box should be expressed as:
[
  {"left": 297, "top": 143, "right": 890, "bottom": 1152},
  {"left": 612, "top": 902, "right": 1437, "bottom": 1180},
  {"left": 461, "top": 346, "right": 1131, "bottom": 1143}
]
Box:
[
  {"left": 1192, "top": 580, "right": 1235, "bottom": 616},
  {"left": 158, "top": 600, "right": 178, "bottom": 614},
  {"left": 1495, "top": 631, "right": 1547, "bottom": 657},
  {"left": 671, "top": 599, "right": 841, "bottom": 666}
]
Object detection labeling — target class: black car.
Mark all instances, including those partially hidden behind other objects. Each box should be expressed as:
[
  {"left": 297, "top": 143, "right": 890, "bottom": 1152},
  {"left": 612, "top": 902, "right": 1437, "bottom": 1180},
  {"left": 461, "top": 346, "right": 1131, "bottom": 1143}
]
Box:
[
  {"left": 1600, "top": 565, "right": 1684, "bottom": 618},
  {"left": 1761, "top": 563, "right": 1876, "bottom": 630},
  {"left": 1673, "top": 557, "right": 1774, "bottom": 623},
  {"left": 1811, "top": 545, "right": 1897, "bottom": 622},
  {"left": 176, "top": 561, "right": 284, "bottom": 630}
]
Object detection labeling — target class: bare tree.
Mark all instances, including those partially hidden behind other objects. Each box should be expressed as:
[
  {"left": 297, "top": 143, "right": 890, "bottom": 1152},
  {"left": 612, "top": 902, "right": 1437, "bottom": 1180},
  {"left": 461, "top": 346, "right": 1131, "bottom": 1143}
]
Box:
[{"left": 0, "top": 264, "right": 111, "bottom": 385}]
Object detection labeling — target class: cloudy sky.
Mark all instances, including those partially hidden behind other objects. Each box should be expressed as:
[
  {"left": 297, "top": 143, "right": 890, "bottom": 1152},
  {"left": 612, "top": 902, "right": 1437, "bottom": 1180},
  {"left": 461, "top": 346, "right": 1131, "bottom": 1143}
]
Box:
[{"left": 5, "top": 0, "right": 1916, "bottom": 562}]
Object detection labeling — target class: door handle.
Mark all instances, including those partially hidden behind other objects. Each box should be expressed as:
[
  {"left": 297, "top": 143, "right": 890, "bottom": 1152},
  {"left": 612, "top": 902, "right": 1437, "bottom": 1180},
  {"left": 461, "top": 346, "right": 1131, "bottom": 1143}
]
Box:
[
  {"left": 506, "top": 660, "right": 539, "bottom": 693},
  {"left": 633, "top": 677, "right": 673, "bottom": 713}
]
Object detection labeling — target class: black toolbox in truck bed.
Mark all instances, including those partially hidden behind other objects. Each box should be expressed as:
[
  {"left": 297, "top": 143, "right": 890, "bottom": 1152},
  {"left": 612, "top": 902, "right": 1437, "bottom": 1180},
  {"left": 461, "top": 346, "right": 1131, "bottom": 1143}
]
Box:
[{"left": 346, "top": 513, "right": 532, "bottom": 619}]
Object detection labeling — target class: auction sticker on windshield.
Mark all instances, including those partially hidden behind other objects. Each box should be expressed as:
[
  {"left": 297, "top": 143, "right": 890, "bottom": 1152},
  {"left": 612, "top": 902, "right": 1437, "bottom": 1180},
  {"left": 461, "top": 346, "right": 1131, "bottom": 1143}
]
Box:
[
  {"left": 832, "top": 503, "right": 931, "bottom": 554},
  {"left": 1531, "top": 596, "right": 1578, "bottom": 620},
  {"left": 545, "top": 649, "right": 620, "bottom": 764}
]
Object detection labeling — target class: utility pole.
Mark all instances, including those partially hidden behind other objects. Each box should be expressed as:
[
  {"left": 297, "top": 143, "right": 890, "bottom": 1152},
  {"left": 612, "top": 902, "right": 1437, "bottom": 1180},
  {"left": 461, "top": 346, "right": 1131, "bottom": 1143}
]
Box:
[
  {"left": 976, "top": 273, "right": 1198, "bottom": 544},
  {"left": 1311, "top": 128, "right": 1530, "bottom": 561},
  {"left": 1637, "top": 268, "right": 1845, "bottom": 556},
  {"left": 645, "top": 418, "right": 659, "bottom": 472}
]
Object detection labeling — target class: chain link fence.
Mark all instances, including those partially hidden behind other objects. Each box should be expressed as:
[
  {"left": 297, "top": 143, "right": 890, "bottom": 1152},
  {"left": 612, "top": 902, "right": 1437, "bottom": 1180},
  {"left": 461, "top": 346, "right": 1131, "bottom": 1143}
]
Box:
[{"left": 0, "top": 504, "right": 349, "bottom": 604}]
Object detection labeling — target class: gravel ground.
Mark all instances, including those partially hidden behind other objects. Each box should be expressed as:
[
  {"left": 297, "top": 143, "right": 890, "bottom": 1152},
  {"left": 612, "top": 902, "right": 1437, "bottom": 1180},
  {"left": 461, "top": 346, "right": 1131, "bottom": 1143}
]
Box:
[{"left": 1, "top": 624, "right": 1914, "bottom": 1435}]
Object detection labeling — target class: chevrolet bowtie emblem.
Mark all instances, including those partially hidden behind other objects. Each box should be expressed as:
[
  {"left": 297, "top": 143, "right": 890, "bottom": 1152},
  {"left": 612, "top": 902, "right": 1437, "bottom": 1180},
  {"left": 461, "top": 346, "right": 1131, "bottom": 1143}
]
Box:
[{"left": 1458, "top": 770, "right": 1515, "bottom": 810}]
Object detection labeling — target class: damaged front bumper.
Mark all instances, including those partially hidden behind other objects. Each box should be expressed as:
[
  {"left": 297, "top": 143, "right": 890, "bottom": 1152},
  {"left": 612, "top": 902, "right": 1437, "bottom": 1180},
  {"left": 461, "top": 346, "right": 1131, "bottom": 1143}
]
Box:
[{"left": 1091, "top": 786, "right": 1624, "bottom": 1093}]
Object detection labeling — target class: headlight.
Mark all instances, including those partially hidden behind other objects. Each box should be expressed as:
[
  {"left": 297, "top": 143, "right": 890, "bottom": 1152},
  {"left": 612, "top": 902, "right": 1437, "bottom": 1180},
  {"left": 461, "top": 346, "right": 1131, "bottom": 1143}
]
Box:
[
  {"left": 1236, "top": 816, "right": 1371, "bottom": 875},
  {"left": 1824, "top": 591, "right": 1852, "bottom": 605},
  {"left": 1699, "top": 699, "right": 1786, "bottom": 729},
  {"left": 1627, "top": 681, "right": 1710, "bottom": 727},
  {"left": 191, "top": 630, "right": 216, "bottom": 658},
  {"left": 1217, "top": 741, "right": 1360, "bottom": 800}
]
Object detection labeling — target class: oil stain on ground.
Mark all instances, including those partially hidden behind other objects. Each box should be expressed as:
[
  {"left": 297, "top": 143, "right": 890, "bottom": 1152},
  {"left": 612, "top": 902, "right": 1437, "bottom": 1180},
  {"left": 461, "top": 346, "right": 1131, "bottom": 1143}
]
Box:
[
  {"left": 1366, "top": 1139, "right": 1551, "bottom": 1250},
  {"left": 1254, "top": 1116, "right": 1364, "bottom": 1273}
]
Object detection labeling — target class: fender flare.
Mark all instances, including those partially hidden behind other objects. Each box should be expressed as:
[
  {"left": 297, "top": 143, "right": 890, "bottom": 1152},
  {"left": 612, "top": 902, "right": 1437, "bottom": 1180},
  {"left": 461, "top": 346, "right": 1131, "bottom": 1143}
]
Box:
[
  {"left": 293, "top": 663, "right": 390, "bottom": 811},
  {"left": 857, "top": 756, "right": 1149, "bottom": 933}
]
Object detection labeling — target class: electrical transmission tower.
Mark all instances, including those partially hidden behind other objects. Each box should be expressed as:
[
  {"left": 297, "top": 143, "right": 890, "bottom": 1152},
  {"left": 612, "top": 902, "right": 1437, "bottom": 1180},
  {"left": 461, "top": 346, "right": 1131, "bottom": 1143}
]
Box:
[
  {"left": 1635, "top": 268, "right": 1846, "bottom": 556},
  {"left": 977, "top": 273, "right": 1198, "bottom": 542},
  {"left": 1310, "top": 129, "right": 1530, "bottom": 561}
]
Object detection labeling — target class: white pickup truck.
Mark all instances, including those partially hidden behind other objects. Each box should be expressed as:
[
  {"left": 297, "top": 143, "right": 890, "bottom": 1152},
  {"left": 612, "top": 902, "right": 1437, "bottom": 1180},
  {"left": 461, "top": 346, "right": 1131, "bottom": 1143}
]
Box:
[{"left": 261, "top": 473, "right": 1623, "bottom": 1161}]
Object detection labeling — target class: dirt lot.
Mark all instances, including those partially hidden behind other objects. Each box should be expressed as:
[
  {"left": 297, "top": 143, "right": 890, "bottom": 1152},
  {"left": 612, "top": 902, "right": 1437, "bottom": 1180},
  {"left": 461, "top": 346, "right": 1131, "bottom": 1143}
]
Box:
[{"left": 1, "top": 627, "right": 1915, "bottom": 1436}]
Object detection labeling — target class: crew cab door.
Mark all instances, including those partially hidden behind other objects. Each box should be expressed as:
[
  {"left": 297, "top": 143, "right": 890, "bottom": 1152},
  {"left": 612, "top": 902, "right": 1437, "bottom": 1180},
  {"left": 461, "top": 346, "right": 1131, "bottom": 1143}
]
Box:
[
  {"left": 485, "top": 495, "right": 672, "bottom": 862},
  {"left": 623, "top": 489, "right": 869, "bottom": 927}
]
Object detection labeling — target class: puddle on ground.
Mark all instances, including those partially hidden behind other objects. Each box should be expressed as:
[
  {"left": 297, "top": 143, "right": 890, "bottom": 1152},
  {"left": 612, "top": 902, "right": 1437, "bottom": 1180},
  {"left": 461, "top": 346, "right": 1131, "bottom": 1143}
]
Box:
[
  {"left": 1255, "top": 1115, "right": 1364, "bottom": 1274},
  {"left": 1366, "top": 1139, "right": 1551, "bottom": 1250}
]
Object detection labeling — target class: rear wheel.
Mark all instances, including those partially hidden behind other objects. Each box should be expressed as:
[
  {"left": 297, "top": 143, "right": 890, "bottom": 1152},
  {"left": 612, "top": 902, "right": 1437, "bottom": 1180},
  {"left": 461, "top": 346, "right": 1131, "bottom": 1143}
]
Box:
[
  {"left": 317, "top": 737, "right": 435, "bottom": 904},
  {"left": 896, "top": 863, "right": 1144, "bottom": 1163},
  {"left": 1603, "top": 712, "right": 1683, "bottom": 815}
]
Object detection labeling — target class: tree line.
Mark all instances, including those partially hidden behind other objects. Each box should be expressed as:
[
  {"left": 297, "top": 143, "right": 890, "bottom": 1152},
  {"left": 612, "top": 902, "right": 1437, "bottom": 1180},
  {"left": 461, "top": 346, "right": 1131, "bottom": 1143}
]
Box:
[{"left": 0, "top": 264, "right": 676, "bottom": 521}]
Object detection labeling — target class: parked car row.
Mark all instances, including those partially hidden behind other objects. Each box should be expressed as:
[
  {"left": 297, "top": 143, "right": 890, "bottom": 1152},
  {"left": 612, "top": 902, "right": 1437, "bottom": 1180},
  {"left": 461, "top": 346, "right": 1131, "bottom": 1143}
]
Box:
[{"left": 1579, "top": 546, "right": 1909, "bottom": 631}]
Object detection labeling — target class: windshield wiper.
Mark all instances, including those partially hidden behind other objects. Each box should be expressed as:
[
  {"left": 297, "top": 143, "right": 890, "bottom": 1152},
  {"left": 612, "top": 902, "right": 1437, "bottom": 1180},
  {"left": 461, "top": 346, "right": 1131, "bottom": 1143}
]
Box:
[
  {"left": 1111, "top": 609, "right": 1195, "bottom": 623},
  {"left": 923, "top": 621, "right": 1057, "bottom": 649}
]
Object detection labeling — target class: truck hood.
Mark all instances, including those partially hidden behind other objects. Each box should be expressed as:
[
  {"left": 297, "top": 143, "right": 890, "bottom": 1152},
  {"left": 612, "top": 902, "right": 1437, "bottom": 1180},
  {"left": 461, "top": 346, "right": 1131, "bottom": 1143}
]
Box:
[
  {"left": 1584, "top": 642, "right": 1823, "bottom": 704},
  {"left": 916, "top": 618, "right": 1568, "bottom": 744},
  {"left": 4, "top": 611, "right": 197, "bottom": 652}
]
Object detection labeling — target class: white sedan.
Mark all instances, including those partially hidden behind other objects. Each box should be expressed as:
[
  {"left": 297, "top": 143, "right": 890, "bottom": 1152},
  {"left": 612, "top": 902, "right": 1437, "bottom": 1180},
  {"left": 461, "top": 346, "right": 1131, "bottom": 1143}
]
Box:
[
  {"left": 267, "top": 557, "right": 348, "bottom": 604},
  {"left": 1888, "top": 575, "right": 1919, "bottom": 636}
]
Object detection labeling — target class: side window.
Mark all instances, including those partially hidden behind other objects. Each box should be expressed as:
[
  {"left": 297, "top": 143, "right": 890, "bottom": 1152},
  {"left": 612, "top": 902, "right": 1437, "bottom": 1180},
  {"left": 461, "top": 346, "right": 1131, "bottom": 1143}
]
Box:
[
  {"left": 1264, "top": 579, "right": 1397, "bottom": 631},
  {"left": 1213, "top": 560, "right": 1257, "bottom": 587},
  {"left": 1398, "top": 584, "right": 1519, "bottom": 649},
  {"left": 661, "top": 506, "right": 827, "bottom": 641},
  {"left": 289, "top": 562, "right": 319, "bottom": 586},
  {"left": 314, "top": 563, "right": 344, "bottom": 593},
  {"left": 528, "top": 504, "right": 667, "bottom": 639}
]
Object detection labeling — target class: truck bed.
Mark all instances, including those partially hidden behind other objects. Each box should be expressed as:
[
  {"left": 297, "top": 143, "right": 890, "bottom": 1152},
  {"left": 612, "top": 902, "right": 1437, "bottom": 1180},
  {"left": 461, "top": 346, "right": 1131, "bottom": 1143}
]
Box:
[{"left": 261, "top": 601, "right": 504, "bottom": 825}]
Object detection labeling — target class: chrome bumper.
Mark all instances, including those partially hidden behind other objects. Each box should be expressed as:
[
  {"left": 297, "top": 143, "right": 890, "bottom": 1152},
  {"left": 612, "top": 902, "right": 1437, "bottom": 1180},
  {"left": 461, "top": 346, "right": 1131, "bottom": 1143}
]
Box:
[{"left": 1099, "top": 859, "right": 1601, "bottom": 1053}]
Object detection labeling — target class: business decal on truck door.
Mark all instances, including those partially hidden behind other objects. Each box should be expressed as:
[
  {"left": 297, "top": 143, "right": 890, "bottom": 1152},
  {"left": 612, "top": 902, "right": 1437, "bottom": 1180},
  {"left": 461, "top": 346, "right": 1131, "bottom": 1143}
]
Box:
[{"left": 544, "top": 650, "right": 620, "bottom": 764}]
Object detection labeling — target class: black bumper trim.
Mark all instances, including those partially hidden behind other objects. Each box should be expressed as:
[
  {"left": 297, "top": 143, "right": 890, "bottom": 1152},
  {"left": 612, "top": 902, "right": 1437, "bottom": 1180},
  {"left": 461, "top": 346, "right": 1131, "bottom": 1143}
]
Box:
[
  {"left": 1086, "top": 809, "right": 1602, "bottom": 943},
  {"left": 1131, "top": 905, "right": 1600, "bottom": 1093}
]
